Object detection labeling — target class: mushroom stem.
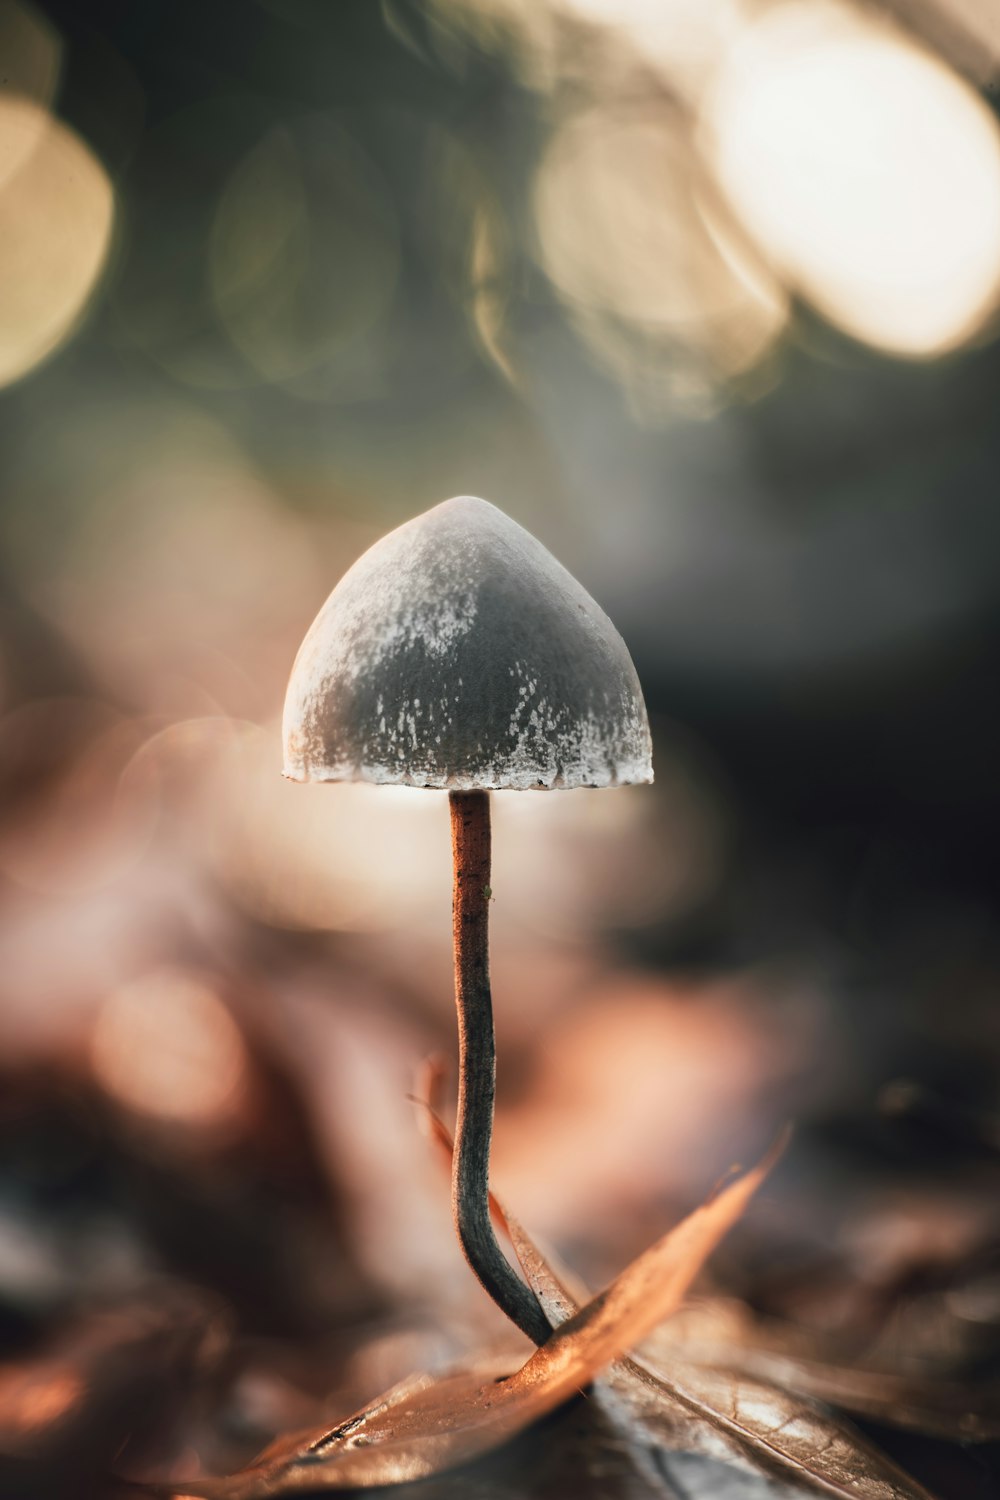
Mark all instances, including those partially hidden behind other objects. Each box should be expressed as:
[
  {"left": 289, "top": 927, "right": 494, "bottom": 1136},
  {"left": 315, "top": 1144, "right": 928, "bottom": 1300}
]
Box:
[{"left": 449, "top": 789, "right": 550, "bottom": 1346}]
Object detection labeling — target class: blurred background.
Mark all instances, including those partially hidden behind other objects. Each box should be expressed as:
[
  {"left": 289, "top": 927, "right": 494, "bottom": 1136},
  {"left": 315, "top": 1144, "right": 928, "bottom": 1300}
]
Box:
[{"left": 0, "top": 0, "right": 998, "bottom": 1494}]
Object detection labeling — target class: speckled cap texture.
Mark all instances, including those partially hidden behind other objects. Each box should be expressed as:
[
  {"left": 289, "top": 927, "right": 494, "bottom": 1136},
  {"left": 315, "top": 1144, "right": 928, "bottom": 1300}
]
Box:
[{"left": 282, "top": 495, "right": 653, "bottom": 790}]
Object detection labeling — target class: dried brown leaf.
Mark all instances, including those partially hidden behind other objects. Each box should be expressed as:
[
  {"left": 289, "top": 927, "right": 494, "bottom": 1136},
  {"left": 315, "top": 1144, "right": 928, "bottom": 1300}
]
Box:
[
  {"left": 155, "top": 1145, "right": 779, "bottom": 1497},
  {"left": 645, "top": 1302, "right": 1000, "bottom": 1443},
  {"left": 623, "top": 1358, "right": 940, "bottom": 1500},
  {"left": 503, "top": 1214, "right": 940, "bottom": 1500},
  {"left": 704, "top": 1347, "right": 1000, "bottom": 1447}
]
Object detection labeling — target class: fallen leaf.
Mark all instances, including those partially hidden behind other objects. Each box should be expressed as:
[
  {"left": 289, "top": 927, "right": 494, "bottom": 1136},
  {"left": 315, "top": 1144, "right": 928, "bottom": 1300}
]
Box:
[
  {"left": 503, "top": 1213, "right": 940, "bottom": 1500},
  {"left": 697, "top": 1344, "right": 1000, "bottom": 1448},
  {"left": 151, "top": 1142, "right": 780, "bottom": 1496},
  {"left": 616, "top": 1358, "right": 939, "bottom": 1500},
  {"left": 644, "top": 1301, "right": 1000, "bottom": 1443}
]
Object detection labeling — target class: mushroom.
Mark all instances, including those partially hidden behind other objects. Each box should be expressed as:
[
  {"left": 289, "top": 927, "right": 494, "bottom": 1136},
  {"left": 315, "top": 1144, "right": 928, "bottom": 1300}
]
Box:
[{"left": 283, "top": 495, "right": 653, "bottom": 1344}]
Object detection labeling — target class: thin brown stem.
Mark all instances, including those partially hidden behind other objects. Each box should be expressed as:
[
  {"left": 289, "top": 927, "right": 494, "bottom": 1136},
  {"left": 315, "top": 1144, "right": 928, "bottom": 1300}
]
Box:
[{"left": 449, "top": 789, "right": 550, "bottom": 1345}]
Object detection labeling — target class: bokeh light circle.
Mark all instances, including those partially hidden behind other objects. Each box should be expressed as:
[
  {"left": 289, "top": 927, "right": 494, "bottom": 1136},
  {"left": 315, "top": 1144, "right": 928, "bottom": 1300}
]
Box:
[
  {"left": 533, "top": 106, "right": 786, "bottom": 398},
  {"left": 0, "top": 96, "right": 115, "bottom": 388},
  {"left": 91, "top": 969, "right": 247, "bottom": 1130},
  {"left": 703, "top": 2, "right": 1000, "bottom": 357}
]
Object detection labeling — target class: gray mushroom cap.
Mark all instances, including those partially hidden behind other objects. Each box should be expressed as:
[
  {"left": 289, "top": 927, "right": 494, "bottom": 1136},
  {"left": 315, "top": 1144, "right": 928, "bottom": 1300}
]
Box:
[{"left": 282, "top": 496, "right": 653, "bottom": 790}]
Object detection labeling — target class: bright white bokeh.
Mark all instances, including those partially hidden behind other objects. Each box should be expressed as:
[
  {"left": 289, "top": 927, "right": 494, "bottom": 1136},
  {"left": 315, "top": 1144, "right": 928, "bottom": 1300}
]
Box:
[{"left": 703, "top": 1, "right": 1000, "bottom": 357}]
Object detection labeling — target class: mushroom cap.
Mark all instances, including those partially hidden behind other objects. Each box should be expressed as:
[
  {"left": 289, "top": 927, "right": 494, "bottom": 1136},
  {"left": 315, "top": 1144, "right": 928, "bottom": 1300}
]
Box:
[{"left": 282, "top": 496, "right": 653, "bottom": 790}]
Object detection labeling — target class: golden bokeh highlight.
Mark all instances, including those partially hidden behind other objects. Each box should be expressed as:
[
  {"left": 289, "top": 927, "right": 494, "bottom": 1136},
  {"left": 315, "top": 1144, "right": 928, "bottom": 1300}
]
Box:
[
  {"left": 533, "top": 106, "right": 787, "bottom": 404},
  {"left": 703, "top": 1, "right": 1000, "bottom": 357},
  {"left": 90, "top": 969, "right": 248, "bottom": 1131},
  {"left": 0, "top": 96, "right": 115, "bottom": 388}
]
